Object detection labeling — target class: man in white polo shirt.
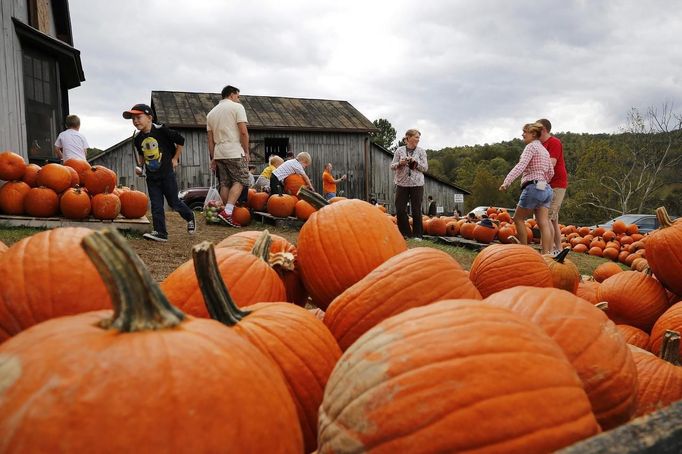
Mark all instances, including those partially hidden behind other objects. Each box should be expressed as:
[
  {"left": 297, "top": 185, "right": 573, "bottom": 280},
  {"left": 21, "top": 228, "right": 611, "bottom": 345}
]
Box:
[
  {"left": 54, "top": 115, "right": 89, "bottom": 162},
  {"left": 206, "top": 85, "right": 250, "bottom": 227}
]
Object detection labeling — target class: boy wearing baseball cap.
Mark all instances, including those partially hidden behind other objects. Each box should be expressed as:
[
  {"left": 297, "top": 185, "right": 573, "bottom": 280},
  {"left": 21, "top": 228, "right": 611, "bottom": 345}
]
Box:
[{"left": 123, "top": 103, "right": 196, "bottom": 241}]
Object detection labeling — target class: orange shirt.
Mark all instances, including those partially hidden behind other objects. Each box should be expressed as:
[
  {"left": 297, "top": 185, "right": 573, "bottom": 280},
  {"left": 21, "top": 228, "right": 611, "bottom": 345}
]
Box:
[{"left": 322, "top": 170, "right": 336, "bottom": 194}]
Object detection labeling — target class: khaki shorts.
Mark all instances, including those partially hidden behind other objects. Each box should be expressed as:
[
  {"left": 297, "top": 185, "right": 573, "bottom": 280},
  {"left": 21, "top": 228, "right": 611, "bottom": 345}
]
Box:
[
  {"left": 215, "top": 158, "right": 250, "bottom": 188},
  {"left": 548, "top": 187, "right": 566, "bottom": 221}
]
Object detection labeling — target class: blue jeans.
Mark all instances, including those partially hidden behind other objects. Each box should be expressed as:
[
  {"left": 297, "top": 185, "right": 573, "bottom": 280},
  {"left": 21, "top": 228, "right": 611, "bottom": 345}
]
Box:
[
  {"left": 518, "top": 183, "right": 553, "bottom": 209},
  {"left": 324, "top": 192, "right": 336, "bottom": 200},
  {"left": 146, "top": 171, "right": 193, "bottom": 236}
]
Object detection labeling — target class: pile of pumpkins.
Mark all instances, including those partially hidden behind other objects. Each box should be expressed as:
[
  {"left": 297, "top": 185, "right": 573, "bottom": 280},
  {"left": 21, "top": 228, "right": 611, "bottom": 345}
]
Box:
[
  {"left": 0, "top": 150, "right": 148, "bottom": 220},
  {"left": 0, "top": 193, "right": 681, "bottom": 452}
]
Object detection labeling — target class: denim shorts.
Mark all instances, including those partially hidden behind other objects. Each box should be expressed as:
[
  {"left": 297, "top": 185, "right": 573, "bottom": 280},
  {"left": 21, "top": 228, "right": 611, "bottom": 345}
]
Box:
[{"left": 518, "top": 183, "right": 553, "bottom": 209}]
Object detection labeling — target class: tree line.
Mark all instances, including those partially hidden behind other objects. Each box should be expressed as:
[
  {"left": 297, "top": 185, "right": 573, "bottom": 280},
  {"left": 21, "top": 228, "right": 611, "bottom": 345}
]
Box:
[{"left": 371, "top": 105, "right": 682, "bottom": 225}]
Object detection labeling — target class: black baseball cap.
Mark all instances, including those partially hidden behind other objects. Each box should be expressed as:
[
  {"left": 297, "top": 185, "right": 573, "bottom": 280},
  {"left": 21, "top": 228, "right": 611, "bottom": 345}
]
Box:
[{"left": 122, "top": 104, "right": 153, "bottom": 119}]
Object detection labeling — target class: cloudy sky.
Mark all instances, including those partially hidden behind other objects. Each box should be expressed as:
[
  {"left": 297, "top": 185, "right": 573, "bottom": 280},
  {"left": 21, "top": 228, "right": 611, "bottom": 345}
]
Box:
[{"left": 68, "top": 0, "right": 682, "bottom": 150}]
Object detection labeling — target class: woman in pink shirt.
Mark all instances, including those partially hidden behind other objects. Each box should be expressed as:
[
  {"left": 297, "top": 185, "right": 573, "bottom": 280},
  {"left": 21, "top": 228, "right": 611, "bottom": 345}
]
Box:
[{"left": 499, "top": 122, "right": 555, "bottom": 253}]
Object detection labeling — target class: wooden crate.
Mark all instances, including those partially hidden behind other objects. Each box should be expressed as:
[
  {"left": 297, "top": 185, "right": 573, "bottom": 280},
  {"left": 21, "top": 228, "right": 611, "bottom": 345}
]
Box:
[{"left": 0, "top": 214, "right": 151, "bottom": 234}]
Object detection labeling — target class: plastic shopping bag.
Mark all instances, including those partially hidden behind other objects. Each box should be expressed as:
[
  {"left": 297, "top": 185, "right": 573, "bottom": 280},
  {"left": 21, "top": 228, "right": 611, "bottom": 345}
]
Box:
[{"left": 203, "top": 173, "right": 224, "bottom": 223}]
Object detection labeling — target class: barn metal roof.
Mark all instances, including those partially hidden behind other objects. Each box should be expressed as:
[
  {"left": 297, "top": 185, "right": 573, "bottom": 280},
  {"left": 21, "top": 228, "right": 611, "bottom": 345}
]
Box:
[{"left": 151, "top": 91, "right": 377, "bottom": 133}]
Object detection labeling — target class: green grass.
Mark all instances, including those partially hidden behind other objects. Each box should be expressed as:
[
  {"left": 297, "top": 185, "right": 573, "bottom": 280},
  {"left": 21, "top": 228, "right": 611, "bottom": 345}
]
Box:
[{"left": 0, "top": 226, "right": 46, "bottom": 247}]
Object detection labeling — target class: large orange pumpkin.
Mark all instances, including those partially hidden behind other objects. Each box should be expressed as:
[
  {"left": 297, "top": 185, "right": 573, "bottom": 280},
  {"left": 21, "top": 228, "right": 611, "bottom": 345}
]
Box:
[
  {"left": 0, "top": 229, "right": 303, "bottom": 452},
  {"left": 648, "top": 301, "right": 682, "bottom": 358},
  {"left": 82, "top": 165, "right": 117, "bottom": 195},
  {"left": 0, "top": 151, "right": 26, "bottom": 181},
  {"left": 21, "top": 163, "right": 41, "bottom": 187},
  {"left": 91, "top": 192, "right": 121, "bottom": 220},
  {"left": 0, "top": 181, "right": 31, "bottom": 215},
  {"left": 324, "top": 247, "right": 482, "bottom": 351},
  {"left": 318, "top": 300, "right": 600, "bottom": 452},
  {"left": 598, "top": 270, "right": 669, "bottom": 331},
  {"left": 118, "top": 190, "right": 149, "bottom": 219},
  {"left": 646, "top": 207, "right": 682, "bottom": 296},
  {"left": 469, "top": 244, "right": 554, "bottom": 298},
  {"left": 616, "top": 324, "right": 650, "bottom": 349},
  {"left": 59, "top": 186, "right": 92, "bottom": 220},
  {"left": 193, "top": 242, "right": 340, "bottom": 453},
  {"left": 231, "top": 205, "right": 251, "bottom": 226},
  {"left": 284, "top": 174, "right": 306, "bottom": 195},
  {"left": 248, "top": 190, "right": 270, "bottom": 211},
  {"left": 486, "top": 286, "right": 638, "bottom": 429},
  {"left": 628, "top": 331, "right": 682, "bottom": 417},
  {"left": 162, "top": 238, "right": 287, "bottom": 316},
  {"left": 36, "top": 163, "right": 72, "bottom": 193},
  {"left": 543, "top": 248, "right": 580, "bottom": 293},
  {"left": 297, "top": 191, "right": 407, "bottom": 309},
  {"left": 0, "top": 227, "right": 112, "bottom": 342},
  {"left": 267, "top": 193, "right": 297, "bottom": 217},
  {"left": 576, "top": 279, "right": 600, "bottom": 305},
  {"left": 23, "top": 187, "right": 59, "bottom": 217},
  {"left": 294, "top": 199, "right": 316, "bottom": 221},
  {"left": 63, "top": 158, "right": 91, "bottom": 182}
]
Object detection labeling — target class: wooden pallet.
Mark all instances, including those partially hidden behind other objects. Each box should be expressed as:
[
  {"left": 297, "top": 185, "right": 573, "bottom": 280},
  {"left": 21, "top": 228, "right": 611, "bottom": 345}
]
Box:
[
  {"left": 0, "top": 214, "right": 152, "bottom": 233},
  {"left": 251, "top": 211, "right": 304, "bottom": 230}
]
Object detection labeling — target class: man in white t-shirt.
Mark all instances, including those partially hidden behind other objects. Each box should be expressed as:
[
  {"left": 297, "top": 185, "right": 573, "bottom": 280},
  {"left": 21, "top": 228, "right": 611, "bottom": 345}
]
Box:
[
  {"left": 54, "top": 115, "right": 89, "bottom": 162},
  {"left": 206, "top": 85, "right": 250, "bottom": 227}
]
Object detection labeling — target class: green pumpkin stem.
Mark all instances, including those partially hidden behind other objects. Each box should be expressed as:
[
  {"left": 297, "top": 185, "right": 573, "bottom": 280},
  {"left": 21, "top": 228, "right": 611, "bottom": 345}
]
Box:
[
  {"left": 192, "top": 241, "right": 250, "bottom": 326},
  {"left": 251, "top": 230, "right": 273, "bottom": 261},
  {"left": 81, "top": 229, "right": 185, "bottom": 332},
  {"left": 297, "top": 186, "right": 329, "bottom": 210},
  {"left": 655, "top": 206, "right": 674, "bottom": 229},
  {"left": 660, "top": 330, "right": 681, "bottom": 366},
  {"left": 595, "top": 302, "right": 608, "bottom": 312},
  {"left": 553, "top": 248, "right": 570, "bottom": 263}
]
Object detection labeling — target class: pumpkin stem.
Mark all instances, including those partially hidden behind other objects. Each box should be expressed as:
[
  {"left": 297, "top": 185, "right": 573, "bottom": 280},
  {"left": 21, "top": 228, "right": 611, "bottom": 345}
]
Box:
[
  {"left": 269, "top": 251, "right": 296, "bottom": 271},
  {"left": 297, "top": 186, "right": 329, "bottom": 210},
  {"left": 81, "top": 229, "right": 185, "bottom": 332},
  {"left": 553, "top": 248, "right": 570, "bottom": 263},
  {"left": 595, "top": 302, "right": 608, "bottom": 312},
  {"left": 192, "top": 241, "right": 250, "bottom": 326},
  {"left": 660, "top": 330, "right": 681, "bottom": 366},
  {"left": 251, "top": 230, "right": 273, "bottom": 261},
  {"left": 655, "top": 206, "right": 674, "bottom": 229}
]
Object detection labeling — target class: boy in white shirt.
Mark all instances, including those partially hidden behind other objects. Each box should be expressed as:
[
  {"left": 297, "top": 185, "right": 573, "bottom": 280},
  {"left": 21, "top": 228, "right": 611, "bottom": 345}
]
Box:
[
  {"left": 54, "top": 115, "right": 89, "bottom": 162},
  {"left": 271, "top": 152, "right": 314, "bottom": 195}
]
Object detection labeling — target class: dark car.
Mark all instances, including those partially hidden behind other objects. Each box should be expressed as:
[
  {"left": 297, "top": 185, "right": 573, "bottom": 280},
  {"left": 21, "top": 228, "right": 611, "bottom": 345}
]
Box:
[
  {"left": 178, "top": 187, "right": 209, "bottom": 210},
  {"left": 595, "top": 213, "right": 677, "bottom": 234}
]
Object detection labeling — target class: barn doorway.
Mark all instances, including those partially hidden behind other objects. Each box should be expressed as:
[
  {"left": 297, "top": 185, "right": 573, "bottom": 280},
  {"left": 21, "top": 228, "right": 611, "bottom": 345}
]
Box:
[{"left": 264, "top": 138, "right": 289, "bottom": 160}]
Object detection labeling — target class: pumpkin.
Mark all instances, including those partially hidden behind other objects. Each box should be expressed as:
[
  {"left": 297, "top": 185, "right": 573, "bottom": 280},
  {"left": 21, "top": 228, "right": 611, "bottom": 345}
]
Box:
[
  {"left": 576, "top": 279, "right": 601, "bottom": 305},
  {"left": 82, "top": 165, "right": 117, "bottom": 195},
  {"left": 216, "top": 230, "right": 307, "bottom": 306},
  {"left": 472, "top": 219, "right": 498, "bottom": 243},
  {"left": 23, "top": 186, "right": 59, "bottom": 217},
  {"left": 648, "top": 301, "right": 682, "bottom": 358},
  {"left": 65, "top": 165, "right": 80, "bottom": 187},
  {"left": 283, "top": 174, "right": 306, "bottom": 195},
  {"left": 598, "top": 270, "right": 669, "bottom": 331},
  {"left": 162, "top": 232, "right": 287, "bottom": 315},
  {"left": 486, "top": 286, "right": 638, "bottom": 429},
  {"left": 91, "top": 192, "right": 121, "bottom": 220},
  {"left": 193, "top": 241, "right": 340, "bottom": 453},
  {"left": 231, "top": 205, "right": 251, "bottom": 226},
  {"left": 0, "top": 229, "right": 303, "bottom": 452},
  {"left": 318, "top": 300, "right": 600, "bottom": 452},
  {"left": 0, "top": 240, "right": 7, "bottom": 255},
  {"left": 118, "top": 189, "right": 149, "bottom": 219},
  {"left": 497, "top": 225, "right": 516, "bottom": 243},
  {"left": 428, "top": 217, "right": 447, "bottom": 236},
  {"left": 602, "top": 247, "right": 619, "bottom": 261},
  {"left": 469, "top": 244, "right": 554, "bottom": 298},
  {"left": 0, "top": 181, "right": 31, "bottom": 215},
  {"left": 543, "top": 248, "right": 580, "bottom": 293},
  {"left": 63, "top": 158, "right": 92, "bottom": 182},
  {"left": 324, "top": 247, "right": 482, "bottom": 351},
  {"left": 646, "top": 207, "right": 682, "bottom": 296},
  {"left": 21, "top": 163, "right": 41, "bottom": 187},
  {"left": 294, "top": 199, "right": 316, "bottom": 221},
  {"left": 59, "top": 186, "right": 92, "bottom": 220},
  {"left": 0, "top": 151, "right": 26, "bottom": 181},
  {"left": 0, "top": 227, "right": 112, "bottom": 342},
  {"left": 248, "top": 190, "right": 270, "bottom": 211},
  {"left": 35, "top": 163, "right": 72, "bottom": 193},
  {"left": 267, "top": 193, "right": 297, "bottom": 217},
  {"left": 616, "top": 324, "right": 650, "bottom": 349},
  {"left": 445, "top": 221, "right": 459, "bottom": 236},
  {"left": 612, "top": 220, "right": 627, "bottom": 234},
  {"left": 296, "top": 188, "right": 407, "bottom": 309},
  {"left": 593, "top": 261, "right": 623, "bottom": 282},
  {"left": 459, "top": 222, "right": 476, "bottom": 240},
  {"left": 628, "top": 330, "right": 682, "bottom": 417}
]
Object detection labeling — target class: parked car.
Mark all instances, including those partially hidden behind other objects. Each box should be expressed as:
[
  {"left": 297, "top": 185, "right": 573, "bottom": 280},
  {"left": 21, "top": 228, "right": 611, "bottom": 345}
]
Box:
[
  {"left": 594, "top": 213, "right": 677, "bottom": 234},
  {"left": 178, "top": 187, "right": 209, "bottom": 210}
]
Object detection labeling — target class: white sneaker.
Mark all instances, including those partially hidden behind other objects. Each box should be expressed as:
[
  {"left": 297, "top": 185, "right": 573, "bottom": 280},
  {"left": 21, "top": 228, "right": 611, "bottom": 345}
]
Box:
[{"left": 548, "top": 249, "right": 561, "bottom": 258}]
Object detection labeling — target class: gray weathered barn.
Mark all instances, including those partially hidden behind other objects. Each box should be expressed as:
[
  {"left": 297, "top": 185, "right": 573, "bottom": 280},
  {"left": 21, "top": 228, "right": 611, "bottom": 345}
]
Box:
[
  {"left": 92, "top": 90, "right": 469, "bottom": 214},
  {"left": 1, "top": 0, "right": 85, "bottom": 162}
]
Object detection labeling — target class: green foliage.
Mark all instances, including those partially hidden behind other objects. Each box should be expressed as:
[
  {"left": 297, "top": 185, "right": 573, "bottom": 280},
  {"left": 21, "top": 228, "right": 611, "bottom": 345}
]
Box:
[{"left": 370, "top": 118, "right": 397, "bottom": 150}]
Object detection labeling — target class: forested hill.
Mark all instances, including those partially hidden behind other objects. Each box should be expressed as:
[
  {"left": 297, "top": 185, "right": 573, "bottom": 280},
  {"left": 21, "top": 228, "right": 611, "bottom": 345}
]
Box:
[{"left": 425, "top": 131, "right": 682, "bottom": 225}]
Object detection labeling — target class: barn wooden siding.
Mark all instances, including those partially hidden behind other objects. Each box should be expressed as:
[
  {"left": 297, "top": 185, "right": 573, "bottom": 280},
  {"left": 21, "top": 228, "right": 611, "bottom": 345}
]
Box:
[{"left": 1, "top": 0, "right": 30, "bottom": 155}]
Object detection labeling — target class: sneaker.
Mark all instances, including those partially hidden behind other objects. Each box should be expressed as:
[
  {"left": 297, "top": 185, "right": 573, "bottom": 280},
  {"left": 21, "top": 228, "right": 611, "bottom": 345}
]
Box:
[
  {"left": 549, "top": 249, "right": 562, "bottom": 258},
  {"left": 217, "top": 210, "right": 242, "bottom": 228},
  {"left": 508, "top": 235, "right": 521, "bottom": 244},
  {"left": 143, "top": 231, "right": 168, "bottom": 242},
  {"left": 187, "top": 212, "right": 196, "bottom": 235},
  {"left": 413, "top": 237, "right": 423, "bottom": 241}
]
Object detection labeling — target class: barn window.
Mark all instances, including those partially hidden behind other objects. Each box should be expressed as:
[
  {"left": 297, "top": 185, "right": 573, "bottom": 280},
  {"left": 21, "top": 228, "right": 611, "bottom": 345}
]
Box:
[{"left": 264, "top": 138, "right": 289, "bottom": 160}]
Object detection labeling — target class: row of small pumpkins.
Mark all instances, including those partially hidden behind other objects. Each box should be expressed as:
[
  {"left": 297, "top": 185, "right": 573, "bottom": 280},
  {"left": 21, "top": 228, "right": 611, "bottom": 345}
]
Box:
[
  {"left": 0, "top": 193, "right": 681, "bottom": 452},
  {"left": 0, "top": 150, "right": 148, "bottom": 220}
]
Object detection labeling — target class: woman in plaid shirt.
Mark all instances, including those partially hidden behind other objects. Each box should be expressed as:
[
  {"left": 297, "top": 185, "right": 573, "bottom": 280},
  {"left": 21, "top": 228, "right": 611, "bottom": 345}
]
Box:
[
  {"left": 499, "top": 122, "right": 555, "bottom": 253},
  {"left": 391, "top": 129, "right": 428, "bottom": 240}
]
